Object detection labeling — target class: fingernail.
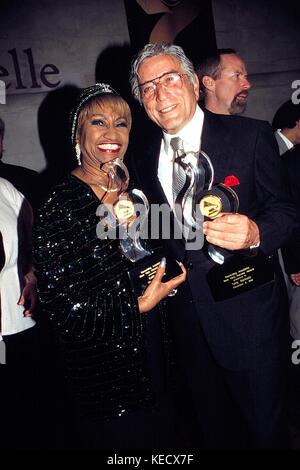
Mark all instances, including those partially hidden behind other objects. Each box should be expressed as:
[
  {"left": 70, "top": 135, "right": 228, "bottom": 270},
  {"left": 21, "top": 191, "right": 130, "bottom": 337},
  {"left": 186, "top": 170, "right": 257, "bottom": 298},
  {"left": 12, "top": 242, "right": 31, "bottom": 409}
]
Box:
[
  {"left": 160, "top": 257, "right": 166, "bottom": 267},
  {"left": 176, "top": 260, "right": 183, "bottom": 266}
]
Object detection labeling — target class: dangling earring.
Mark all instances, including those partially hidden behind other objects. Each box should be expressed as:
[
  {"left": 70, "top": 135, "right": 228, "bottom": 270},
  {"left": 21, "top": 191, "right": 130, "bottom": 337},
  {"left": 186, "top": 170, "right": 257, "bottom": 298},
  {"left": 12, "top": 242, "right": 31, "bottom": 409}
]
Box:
[{"left": 75, "top": 142, "right": 81, "bottom": 166}]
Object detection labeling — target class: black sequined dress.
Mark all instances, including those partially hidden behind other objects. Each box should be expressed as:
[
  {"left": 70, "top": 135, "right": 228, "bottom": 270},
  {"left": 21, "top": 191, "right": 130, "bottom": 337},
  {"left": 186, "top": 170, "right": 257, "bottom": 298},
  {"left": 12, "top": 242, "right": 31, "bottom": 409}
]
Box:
[{"left": 34, "top": 175, "right": 155, "bottom": 422}]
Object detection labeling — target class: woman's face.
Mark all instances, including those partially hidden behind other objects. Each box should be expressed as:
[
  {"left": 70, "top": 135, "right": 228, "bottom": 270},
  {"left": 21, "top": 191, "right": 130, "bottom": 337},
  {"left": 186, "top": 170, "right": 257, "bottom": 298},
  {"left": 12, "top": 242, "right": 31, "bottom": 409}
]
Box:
[{"left": 78, "top": 102, "right": 130, "bottom": 166}]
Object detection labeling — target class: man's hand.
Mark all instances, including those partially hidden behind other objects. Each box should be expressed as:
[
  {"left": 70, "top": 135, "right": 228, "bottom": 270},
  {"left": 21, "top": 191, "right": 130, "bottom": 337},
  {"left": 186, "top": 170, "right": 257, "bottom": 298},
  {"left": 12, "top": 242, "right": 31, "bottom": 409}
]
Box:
[
  {"left": 138, "top": 258, "right": 187, "bottom": 313},
  {"left": 203, "top": 213, "right": 260, "bottom": 250}
]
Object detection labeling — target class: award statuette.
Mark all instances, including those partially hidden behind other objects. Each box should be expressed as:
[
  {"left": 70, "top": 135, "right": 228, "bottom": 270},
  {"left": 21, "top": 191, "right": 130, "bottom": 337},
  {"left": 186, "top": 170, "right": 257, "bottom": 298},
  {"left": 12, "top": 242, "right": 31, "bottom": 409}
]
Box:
[
  {"left": 116, "top": 189, "right": 152, "bottom": 263},
  {"left": 97, "top": 158, "right": 152, "bottom": 263},
  {"left": 192, "top": 157, "right": 275, "bottom": 301},
  {"left": 190, "top": 149, "right": 214, "bottom": 231},
  {"left": 199, "top": 183, "right": 239, "bottom": 220},
  {"left": 173, "top": 149, "right": 214, "bottom": 248},
  {"left": 198, "top": 183, "right": 239, "bottom": 265},
  {"left": 96, "top": 158, "right": 182, "bottom": 297}
]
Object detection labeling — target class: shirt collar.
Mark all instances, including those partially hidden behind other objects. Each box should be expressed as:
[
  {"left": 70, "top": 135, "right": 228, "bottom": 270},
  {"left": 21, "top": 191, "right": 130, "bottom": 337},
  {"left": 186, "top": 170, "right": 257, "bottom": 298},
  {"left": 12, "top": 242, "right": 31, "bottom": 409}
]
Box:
[{"left": 276, "top": 129, "right": 294, "bottom": 150}]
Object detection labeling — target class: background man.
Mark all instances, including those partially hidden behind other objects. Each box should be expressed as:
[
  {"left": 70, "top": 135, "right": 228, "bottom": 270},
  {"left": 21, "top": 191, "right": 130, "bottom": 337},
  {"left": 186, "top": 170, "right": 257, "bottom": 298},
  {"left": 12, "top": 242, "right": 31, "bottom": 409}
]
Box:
[
  {"left": 273, "top": 101, "right": 300, "bottom": 338},
  {"left": 197, "top": 48, "right": 251, "bottom": 115},
  {"left": 272, "top": 100, "right": 300, "bottom": 155}
]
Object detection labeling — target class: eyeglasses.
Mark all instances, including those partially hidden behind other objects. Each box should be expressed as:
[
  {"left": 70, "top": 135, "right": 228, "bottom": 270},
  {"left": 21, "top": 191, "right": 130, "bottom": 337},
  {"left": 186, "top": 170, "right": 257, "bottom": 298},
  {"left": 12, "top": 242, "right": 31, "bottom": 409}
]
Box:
[{"left": 137, "top": 71, "right": 187, "bottom": 101}]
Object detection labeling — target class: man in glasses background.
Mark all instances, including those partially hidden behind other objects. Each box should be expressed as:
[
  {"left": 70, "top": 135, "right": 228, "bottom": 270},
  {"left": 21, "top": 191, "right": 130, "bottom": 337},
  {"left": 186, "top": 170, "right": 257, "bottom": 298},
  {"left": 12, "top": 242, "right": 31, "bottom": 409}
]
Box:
[{"left": 129, "top": 43, "right": 295, "bottom": 449}]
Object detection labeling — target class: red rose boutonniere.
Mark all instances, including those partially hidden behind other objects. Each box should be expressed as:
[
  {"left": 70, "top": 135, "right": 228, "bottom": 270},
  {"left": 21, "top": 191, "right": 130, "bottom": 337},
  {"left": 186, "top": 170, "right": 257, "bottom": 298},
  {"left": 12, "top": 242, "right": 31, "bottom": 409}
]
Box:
[{"left": 223, "top": 175, "right": 240, "bottom": 187}]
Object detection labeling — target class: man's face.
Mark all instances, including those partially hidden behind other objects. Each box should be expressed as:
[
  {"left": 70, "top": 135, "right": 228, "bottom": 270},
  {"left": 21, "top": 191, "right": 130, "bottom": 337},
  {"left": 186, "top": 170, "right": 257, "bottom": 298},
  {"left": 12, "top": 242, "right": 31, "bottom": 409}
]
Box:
[
  {"left": 209, "top": 54, "right": 251, "bottom": 115},
  {"left": 137, "top": 54, "right": 199, "bottom": 134}
]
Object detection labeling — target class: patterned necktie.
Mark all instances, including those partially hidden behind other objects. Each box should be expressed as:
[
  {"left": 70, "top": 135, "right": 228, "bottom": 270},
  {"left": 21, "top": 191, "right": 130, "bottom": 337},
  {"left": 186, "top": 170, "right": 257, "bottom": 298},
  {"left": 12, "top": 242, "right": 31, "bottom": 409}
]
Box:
[
  {"left": 171, "top": 137, "right": 186, "bottom": 204},
  {"left": 170, "top": 137, "right": 203, "bottom": 247}
]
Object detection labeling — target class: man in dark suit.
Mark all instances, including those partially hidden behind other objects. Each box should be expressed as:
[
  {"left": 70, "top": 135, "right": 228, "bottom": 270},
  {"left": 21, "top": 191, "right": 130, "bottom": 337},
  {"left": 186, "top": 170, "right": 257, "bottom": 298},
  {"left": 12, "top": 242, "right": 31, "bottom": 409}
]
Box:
[
  {"left": 129, "top": 43, "right": 296, "bottom": 448},
  {"left": 281, "top": 144, "right": 300, "bottom": 436},
  {"left": 281, "top": 144, "right": 300, "bottom": 318},
  {"left": 272, "top": 101, "right": 300, "bottom": 156},
  {"left": 270, "top": 102, "right": 300, "bottom": 342}
]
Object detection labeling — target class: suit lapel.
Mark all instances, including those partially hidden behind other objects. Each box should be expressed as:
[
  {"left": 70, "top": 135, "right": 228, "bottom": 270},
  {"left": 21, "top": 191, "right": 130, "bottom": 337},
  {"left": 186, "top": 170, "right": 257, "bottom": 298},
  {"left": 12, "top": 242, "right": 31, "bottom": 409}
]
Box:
[
  {"left": 137, "top": 131, "right": 186, "bottom": 259},
  {"left": 201, "top": 110, "right": 238, "bottom": 184},
  {"left": 139, "top": 134, "right": 169, "bottom": 206}
]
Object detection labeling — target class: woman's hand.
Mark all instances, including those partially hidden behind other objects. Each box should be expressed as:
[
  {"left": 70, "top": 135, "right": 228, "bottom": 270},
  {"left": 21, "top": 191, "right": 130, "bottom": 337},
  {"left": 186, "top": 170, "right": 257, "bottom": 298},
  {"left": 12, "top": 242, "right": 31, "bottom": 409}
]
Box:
[
  {"left": 18, "top": 271, "right": 37, "bottom": 317},
  {"left": 138, "top": 257, "right": 187, "bottom": 314}
]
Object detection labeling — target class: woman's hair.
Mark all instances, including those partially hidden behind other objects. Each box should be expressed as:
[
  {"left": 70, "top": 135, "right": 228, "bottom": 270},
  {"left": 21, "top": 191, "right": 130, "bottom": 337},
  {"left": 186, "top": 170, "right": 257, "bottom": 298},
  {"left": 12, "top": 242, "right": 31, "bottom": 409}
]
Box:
[
  {"left": 70, "top": 83, "right": 131, "bottom": 145},
  {"left": 129, "top": 43, "right": 196, "bottom": 104},
  {"left": 76, "top": 94, "right": 132, "bottom": 140}
]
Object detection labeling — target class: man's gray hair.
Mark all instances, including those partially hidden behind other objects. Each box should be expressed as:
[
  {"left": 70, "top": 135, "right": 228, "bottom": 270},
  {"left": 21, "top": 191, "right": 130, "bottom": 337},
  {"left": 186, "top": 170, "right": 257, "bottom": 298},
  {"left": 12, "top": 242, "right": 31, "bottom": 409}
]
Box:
[
  {"left": 130, "top": 43, "right": 196, "bottom": 104},
  {"left": 0, "top": 117, "right": 4, "bottom": 138}
]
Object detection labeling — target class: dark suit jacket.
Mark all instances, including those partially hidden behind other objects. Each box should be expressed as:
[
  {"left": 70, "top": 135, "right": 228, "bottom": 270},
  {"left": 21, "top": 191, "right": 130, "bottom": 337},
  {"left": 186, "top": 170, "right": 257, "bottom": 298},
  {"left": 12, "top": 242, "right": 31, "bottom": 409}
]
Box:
[
  {"left": 281, "top": 144, "right": 300, "bottom": 274},
  {"left": 130, "top": 110, "right": 296, "bottom": 370}
]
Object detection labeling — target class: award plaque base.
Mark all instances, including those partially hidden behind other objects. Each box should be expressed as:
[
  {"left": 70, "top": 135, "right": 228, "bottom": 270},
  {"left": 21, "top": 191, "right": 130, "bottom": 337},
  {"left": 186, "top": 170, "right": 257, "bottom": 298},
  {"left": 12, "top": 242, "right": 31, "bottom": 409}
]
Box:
[
  {"left": 127, "top": 250, "right": 182, "bottom": 297},
  {"left": 206, "top": 252, "right": 275, "bottom": 301}
]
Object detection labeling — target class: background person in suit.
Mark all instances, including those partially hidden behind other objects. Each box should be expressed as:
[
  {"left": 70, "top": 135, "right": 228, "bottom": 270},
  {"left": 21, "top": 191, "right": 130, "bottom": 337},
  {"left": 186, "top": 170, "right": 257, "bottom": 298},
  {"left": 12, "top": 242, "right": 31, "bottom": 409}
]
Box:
[
  {"left": 0, "top": 177, "right": 41, "bottom": 449},
  {"left": 271, "top": 101, "right": 300, "bottom": 342},
  {"left": 129, "top": 43, "right": 296, "bottom": 448},
  {"left": 196, "top": 48, "right": 251, "bottom": 115},
  {"left": 280, "top": 143, "right": 300, "bottom": 437},
  {"left": 281, "top": 144, "right": 300, "bottom": 302},
  {"left": 272, "top": 100, "right": 300, "bottom": 156}
]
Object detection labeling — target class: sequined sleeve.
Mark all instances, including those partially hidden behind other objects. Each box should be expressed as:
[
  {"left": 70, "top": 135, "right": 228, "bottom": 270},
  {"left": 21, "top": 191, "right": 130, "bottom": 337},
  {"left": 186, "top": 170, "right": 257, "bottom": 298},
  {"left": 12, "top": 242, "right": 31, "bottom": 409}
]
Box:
[
  {"left": 34, "top": 177, "right": 156, "bottom": 421},
  {"left": 33, "top": 178, "right": 143, "bottom": 341}
]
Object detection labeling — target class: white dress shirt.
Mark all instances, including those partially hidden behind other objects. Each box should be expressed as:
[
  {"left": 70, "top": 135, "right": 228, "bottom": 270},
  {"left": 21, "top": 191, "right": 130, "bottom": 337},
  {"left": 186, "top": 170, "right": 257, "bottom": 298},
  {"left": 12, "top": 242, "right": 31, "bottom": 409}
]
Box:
[
  {"left": 0, "top": 177, "right": 35, "bottom": 340},
  {"left": 158, "top": 105, "right": 204, "bottom": 207}
]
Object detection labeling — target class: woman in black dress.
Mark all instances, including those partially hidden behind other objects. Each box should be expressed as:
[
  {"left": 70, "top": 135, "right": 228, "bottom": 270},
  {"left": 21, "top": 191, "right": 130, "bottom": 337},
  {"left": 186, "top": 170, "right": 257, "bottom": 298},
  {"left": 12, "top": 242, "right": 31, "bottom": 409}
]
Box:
[{"left": 34, "top": 83, "right": 186, "bottom": 449}]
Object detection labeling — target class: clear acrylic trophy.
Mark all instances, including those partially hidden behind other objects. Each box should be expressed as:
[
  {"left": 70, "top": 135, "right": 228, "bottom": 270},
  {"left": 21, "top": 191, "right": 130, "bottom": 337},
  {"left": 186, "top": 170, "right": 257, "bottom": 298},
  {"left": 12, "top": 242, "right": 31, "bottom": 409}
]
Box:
[
  {"left": 97, "top": 158, "right": 151, "bottom": 262},
  {"left": 96, "top": 158, "right": 181, "bottom": 296},
  {"left": 184, "top": 153, "right": 273, "bottom": 301},
  {"left": 173, "top": 149, "right": 214, "bottom": 249},
  {"left": 177, "top": 149, "right": 239, "bottom": 263}
]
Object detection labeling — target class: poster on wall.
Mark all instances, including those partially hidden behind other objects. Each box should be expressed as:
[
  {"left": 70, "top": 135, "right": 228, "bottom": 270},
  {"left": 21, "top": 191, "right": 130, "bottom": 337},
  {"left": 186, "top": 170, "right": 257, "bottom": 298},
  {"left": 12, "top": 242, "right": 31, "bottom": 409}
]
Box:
[{"left": 124, "top": 0, "right": 217, "bottom": 67}]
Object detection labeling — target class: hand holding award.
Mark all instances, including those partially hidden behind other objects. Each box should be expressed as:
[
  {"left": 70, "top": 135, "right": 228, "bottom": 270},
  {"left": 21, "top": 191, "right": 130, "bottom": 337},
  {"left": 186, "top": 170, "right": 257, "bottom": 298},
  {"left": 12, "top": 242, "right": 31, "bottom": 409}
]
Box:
[
  {"left": 96, "top": 158, "right": 184, "bottom": 297},
  {"left": 192, "top": 156, "right": 274, "bottom": 301}
]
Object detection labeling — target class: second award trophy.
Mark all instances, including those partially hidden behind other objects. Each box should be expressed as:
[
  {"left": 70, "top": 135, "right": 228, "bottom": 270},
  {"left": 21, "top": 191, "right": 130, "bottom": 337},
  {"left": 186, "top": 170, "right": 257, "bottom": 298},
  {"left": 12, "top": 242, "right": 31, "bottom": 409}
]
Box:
[
  {"left": 191, "top": 154, "right": 274, "bottom": 301},
  {"left": 96, "top": 158, "right": 182, "bottom": 297}
]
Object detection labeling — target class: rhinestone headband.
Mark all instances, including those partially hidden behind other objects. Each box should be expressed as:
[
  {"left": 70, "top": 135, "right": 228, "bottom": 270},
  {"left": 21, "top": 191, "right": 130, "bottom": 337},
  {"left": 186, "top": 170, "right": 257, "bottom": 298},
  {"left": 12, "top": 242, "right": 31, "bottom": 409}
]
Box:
[{"left": 70, "top": 83, "right": 119, "bottom": 145}]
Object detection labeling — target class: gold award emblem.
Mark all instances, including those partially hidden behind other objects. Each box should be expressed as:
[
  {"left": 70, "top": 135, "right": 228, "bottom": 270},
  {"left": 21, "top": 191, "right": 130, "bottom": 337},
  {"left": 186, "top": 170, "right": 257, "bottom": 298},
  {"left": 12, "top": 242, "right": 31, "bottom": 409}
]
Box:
[
  {"left": 114, "top": 199, "right": 135, "bottom": 223},
  {"left": 199, "top": 194, "right": 222, "bottom": 219}
]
